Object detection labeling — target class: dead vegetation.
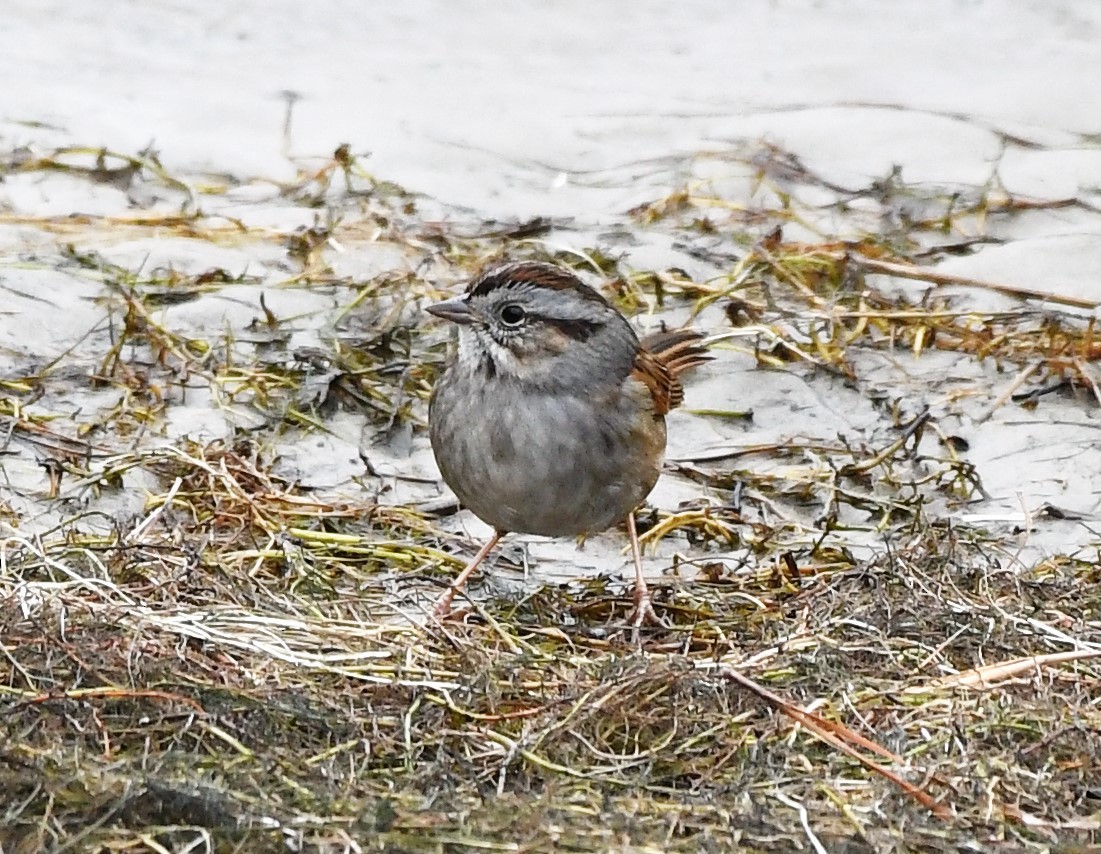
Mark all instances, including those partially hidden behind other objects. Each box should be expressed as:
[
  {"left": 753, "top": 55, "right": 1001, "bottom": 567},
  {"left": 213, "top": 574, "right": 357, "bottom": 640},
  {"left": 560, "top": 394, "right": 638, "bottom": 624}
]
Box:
[{"left": 1, "top": 140, "right": 1100, "bottom": 852}]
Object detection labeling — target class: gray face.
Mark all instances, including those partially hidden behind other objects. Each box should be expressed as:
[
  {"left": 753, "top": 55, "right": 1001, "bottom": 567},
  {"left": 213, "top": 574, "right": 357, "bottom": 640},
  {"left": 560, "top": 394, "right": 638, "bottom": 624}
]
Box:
[{"left": 428, "top": 263, "right": 640, "bottom": 393}]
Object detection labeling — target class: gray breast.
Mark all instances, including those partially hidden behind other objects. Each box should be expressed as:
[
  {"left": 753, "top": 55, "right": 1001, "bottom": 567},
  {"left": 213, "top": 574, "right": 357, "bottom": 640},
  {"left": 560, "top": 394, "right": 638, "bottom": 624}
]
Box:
[{"left": 430, "top": 378, "right": 664, "bottom": 537}]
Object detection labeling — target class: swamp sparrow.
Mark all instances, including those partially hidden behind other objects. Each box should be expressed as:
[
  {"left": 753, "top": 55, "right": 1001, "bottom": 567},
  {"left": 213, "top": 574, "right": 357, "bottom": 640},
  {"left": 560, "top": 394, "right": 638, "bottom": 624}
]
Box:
[{"left": 427, "top": 261, "right": 708, "bottom": 625}]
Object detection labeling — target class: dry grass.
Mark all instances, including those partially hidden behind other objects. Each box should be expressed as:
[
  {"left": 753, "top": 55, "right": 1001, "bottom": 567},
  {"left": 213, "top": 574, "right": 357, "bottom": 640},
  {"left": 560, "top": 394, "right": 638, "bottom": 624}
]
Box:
[{"left": 2, "top": 140, "right": 1100, "bottom": 852}]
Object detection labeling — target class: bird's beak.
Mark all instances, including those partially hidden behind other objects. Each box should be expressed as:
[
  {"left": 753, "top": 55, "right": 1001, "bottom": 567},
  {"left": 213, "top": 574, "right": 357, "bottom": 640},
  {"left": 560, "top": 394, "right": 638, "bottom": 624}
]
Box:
[{"left": 426, "top": 297, "right": 477, "bottom": 325}]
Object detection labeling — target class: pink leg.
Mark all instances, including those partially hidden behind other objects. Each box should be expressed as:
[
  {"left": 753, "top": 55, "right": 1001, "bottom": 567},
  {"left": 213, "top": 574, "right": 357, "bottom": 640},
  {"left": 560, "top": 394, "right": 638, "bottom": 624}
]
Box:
[
  {"left": 626, "top": 512, "right": 661, "bottom": 630},
  {"left": 432, "top": 530, "right": 504, "bottom": 619}
]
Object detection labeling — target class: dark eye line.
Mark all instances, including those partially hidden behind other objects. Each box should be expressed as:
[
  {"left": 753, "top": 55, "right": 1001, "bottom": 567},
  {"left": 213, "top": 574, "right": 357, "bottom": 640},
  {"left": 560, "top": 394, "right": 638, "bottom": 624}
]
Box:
[{"left": 536, "top": 315, "right": 602, "bottom": 343}]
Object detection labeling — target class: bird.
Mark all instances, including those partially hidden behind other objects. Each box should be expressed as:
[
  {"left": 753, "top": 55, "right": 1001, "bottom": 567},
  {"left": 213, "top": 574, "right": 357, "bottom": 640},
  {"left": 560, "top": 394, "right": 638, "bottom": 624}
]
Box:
[{"left": 426, "top": 260, "right": 708, "bottom": 627}]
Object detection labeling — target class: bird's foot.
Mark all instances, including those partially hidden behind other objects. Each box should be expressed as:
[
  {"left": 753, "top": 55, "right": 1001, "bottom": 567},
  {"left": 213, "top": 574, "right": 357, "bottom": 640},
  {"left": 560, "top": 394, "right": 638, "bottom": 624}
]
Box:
[
  {"left": 431, "top": 589, "right": 461, "bottom": 622},
  {"left": 626, "top": 586, "right": 668, "bottom": 642}
]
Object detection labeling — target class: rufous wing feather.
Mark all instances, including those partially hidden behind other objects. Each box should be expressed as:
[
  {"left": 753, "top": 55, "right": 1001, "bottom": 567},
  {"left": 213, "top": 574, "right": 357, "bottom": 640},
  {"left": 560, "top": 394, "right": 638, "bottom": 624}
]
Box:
[{"left": 632, "top": 329, "right": 709, "bottom": 415}]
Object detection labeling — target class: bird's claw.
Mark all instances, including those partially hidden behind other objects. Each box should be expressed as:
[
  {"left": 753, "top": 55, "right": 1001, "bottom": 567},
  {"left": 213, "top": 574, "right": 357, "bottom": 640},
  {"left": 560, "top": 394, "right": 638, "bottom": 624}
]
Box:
[{"left": 626, "top": 587, "right": 668, "bottom": 642}]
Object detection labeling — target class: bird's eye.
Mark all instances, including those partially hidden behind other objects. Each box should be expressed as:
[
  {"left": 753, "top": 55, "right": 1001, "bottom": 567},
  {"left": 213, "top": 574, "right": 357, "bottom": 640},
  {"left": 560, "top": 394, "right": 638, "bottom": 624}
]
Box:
[{"left": 499, "top": 304, "right": 526, "bottom": 326}]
